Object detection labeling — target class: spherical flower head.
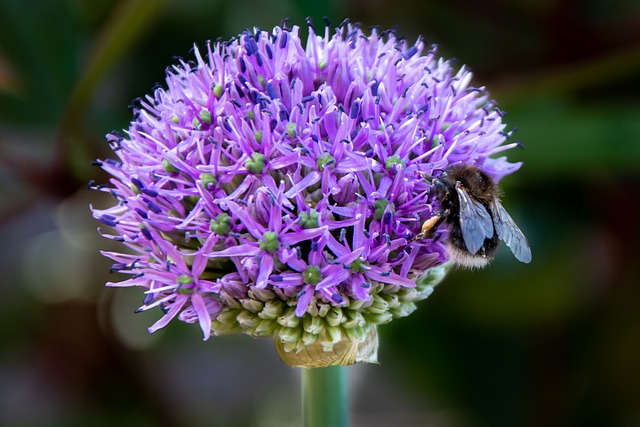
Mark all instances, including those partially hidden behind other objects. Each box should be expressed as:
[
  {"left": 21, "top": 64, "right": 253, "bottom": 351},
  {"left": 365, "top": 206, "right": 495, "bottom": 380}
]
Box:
[{"left": 92, "top": 21, "right": 522, "bottom": 367}]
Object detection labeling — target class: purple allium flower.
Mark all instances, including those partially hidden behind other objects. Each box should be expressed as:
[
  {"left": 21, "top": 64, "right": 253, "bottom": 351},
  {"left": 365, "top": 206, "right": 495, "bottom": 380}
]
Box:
[{"left": 92, "top": 21, "right": 522, "bottom": 365}]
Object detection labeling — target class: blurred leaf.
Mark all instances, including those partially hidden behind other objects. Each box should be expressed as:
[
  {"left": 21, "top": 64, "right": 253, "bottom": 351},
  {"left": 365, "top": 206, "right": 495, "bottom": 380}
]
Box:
[
  {"left": 0, "top": 0, "right": 81, "bottom": 124},
  {"left": 507, "top": 98, "right": 640, "bottom": 177},
  {"left": 494, "top": 46, "right": 640, "bottom": 104},
  {"left": 56, "top": 0, "right": 167, "bottom": 182},
  {"left": 63, "top": 0, "right": 167, "bottom": 120}
]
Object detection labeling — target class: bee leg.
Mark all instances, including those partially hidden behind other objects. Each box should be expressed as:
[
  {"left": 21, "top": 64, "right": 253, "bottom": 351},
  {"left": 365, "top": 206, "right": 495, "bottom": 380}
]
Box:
[
  {"left": 416, "top": 171, "right": 435, "bottom": 182},
  {"left": 413, "top": 210, "right": 448, "bottom": 241}
]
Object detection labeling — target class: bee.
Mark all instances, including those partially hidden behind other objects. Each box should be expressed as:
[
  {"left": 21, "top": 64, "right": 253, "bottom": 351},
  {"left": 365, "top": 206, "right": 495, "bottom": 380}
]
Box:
[{"left": 416, "top": 164, "right": 531, "bottom": 267}]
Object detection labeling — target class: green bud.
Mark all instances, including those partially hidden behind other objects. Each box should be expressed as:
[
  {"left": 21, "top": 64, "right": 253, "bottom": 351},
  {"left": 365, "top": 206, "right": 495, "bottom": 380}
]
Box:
[
  {"left": 325, "top": 307, "right": 345, "bottom": 327},
  {"left": 349, "top": 257, "right": 368, "bottom": 274},
  {"left": 171, "top": 114, "right": 179, "bottom": 124},
  {"left": 278, "top": 308, "right": 300, "bottom": 328},
  {"left": 199, "top": 110, "right": 212, "bottom": 124},
  {"left": 389, "top": 302, "right": 418, "bottom": 318},
  {"left": 259, "top": 231, "right": 280, "bottom": 253},
  {"left": 209, "top": 213, "right": 231, "bottom": 235},
  {"left": 245, "top": 152, "right": 266, "bottom": 174},
  {"left": 317, "top": 303, "right": 331, "bottom": 317},
  {"left": 343, "top": 311, "right": 366, "bottom": 329},
  {"left": 318, "top": 59, "right": 327, "bottom": 71},
  {"left": 249, "top": 287, "right": 276, "bottom": 302},
  {"left": 348, "top": 298, "right": 367, "bottom": 311},
  {"left": 164, "top": 159, "right": 182, "bottom": 174},
  {"left": 259, "top": 299, "right": 283, "bottom": 320},
  {"left": 200, "top": 173, "right": 217, "bottom": 188},
  {"left": 258, "top": 74, "right": 265, "bottom": 87},
  {"left": 177, "top": 274, "right": 194, "bottom": 294},
  {"left": 385, "top": 293, "right": 401, "bottom": 308},
  {"left": 213, "top": 82, "right": 223, "bottom": 98},
  {"left": 254, "top": 130, "right": 263, "bottom": 143},
  {"left": 367, "top": 296, "right": 390, "bottom": 315},
  {"left": 302, "top": 314, "right": 325, "bottom": 334},
  {"left": 344, "top": 325, "right": 368, "bottom": 342},
  {"left": 299, "top": 209, "right": 319, "bottom": 229},
  {"left": 306, "top": 301, "right": 320, "bottom": 317},
  {"left": 177, "top": 274, "right": 194, "bottom": 285},
  {"left": 286, "top": 122, "right": 296, "bottom": 138},
  {"left": 374, "top": 198, "right": 394, "bottom": 220},
  {"left": 385, "top": 154, "right": 405, "bottom": 170},
  {"left": 363, "top": 310, "right": 393, "bottom": 325},
  {"left": 254, "top": 319, "right": 277, "bottom": 336},
  {"left": 216, "top": 308, "right": 241, "bottom": 324},
  {"left": 240, "top": 298, "right": 264, "bottom": 313},
  {"left": 325, "top": 325, "right": 342, "bottom": 344},
  {"left": 237, "top": 310, "right": 260, "bottom": 330},
  {"left": 396, "top": 287, "right": 419, "bottom": 303},
  {"left": 281, "top": 327, "right": 302, "bottom": 344},
  {"left": 211, "top": 309, "right": 243, "bottom": 335},
  {"left": 280, "top": 340, "right": 299, "bottom": 353},
  {"left": 301, "top": 331, "right": 319, "bottom": 346},
  {"left": 302, "top": 265, "right": 322, "bottom": 285},
  {"left": 316, "top": 152, "right": 335, "bottom": 171},
  {"left": 219, "top": 292, "right": 242, "bottom": 309},
  {"left": 162, "top": 159, "right": 179, "bottom": 173},
  {"left": 414, "top": 262, "right": 452, "bottom": 299}
]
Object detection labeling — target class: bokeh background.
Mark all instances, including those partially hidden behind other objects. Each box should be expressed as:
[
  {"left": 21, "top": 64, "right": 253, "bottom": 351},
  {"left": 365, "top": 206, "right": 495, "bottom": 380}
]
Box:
[{"left": 1, "top": 0, "right": 639, "bottom": 426}]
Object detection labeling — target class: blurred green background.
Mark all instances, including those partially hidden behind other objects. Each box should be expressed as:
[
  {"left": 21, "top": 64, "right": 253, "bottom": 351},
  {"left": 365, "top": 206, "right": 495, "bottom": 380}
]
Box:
[{"left": 1, "top": 0, "right": 639, "bottom": 426}]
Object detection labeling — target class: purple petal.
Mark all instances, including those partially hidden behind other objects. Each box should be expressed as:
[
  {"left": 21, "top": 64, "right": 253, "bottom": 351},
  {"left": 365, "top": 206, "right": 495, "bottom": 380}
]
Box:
[
  {"left": 367, "top": 268, "right": 415, "bottom": 288},
  {"left": 284, "top": 171, "right": 321, "bottom": 198},
  {"left": 222, "top": 200, "right": 265, "bottom": 239},
  {"left": 206, "top": 244, "right": 260, "bottom": 258},
  {"left": 280, "top": 226, "right": 327, "bottom": 246},
  {"left": 295, "top": 285, "right": 315, "bottom": 317},
  {"left": 148, "top": 294, "right": 188, "bottom": 333},
  {"left": 191, "top": 292, "right": 212, "bottom": 340},
  {"left": 256, "top": 254, "right": 274, "bottom": 288}
]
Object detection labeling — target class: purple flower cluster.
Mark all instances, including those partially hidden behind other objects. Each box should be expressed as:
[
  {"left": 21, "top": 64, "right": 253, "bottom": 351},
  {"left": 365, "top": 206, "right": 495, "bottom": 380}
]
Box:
[{"left": 92, "top": 22, "right": 521, "bottom": 348}]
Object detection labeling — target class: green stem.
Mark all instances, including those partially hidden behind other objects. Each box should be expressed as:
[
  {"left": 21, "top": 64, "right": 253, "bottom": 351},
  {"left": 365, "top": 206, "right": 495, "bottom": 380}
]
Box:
[{"left": 302, "top": 366, "right": 349, "bottom": 427}]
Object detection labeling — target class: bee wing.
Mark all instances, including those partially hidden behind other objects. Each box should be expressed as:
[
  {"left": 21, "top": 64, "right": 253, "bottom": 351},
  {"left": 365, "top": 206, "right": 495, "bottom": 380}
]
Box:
[
  {"left": 456, "top": 183, "right": 494, "bottom": 254},
  {"left": 490, "top": 199, "right": 532, "bottom": 263}
]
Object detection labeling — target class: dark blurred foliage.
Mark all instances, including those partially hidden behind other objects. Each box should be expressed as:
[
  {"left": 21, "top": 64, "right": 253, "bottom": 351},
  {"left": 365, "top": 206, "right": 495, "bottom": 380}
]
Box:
[{"left": 1, "top": 0, "right": 639, "bottom": 426}]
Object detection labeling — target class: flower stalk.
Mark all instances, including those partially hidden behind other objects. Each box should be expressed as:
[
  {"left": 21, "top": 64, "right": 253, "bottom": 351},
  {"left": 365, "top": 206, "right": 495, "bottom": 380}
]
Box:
[{"left": 302, "top": 366, "right": 348, "bottom": 427}]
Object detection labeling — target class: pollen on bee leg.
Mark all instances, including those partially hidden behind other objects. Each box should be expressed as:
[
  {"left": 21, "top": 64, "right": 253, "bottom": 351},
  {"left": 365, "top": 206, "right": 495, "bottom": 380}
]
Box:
[{"left": 414, "top": 215, "right": 441, "bottom": 240}]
